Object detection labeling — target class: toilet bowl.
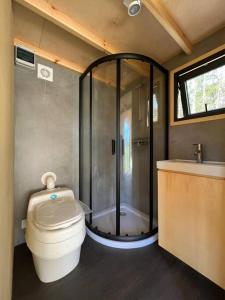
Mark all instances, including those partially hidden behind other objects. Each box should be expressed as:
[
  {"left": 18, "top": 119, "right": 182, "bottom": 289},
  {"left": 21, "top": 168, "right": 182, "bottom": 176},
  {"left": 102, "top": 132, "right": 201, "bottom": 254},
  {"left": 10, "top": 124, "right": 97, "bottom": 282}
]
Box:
[{"left": 25, "top": 187, "right": 86, "bottom": 283}]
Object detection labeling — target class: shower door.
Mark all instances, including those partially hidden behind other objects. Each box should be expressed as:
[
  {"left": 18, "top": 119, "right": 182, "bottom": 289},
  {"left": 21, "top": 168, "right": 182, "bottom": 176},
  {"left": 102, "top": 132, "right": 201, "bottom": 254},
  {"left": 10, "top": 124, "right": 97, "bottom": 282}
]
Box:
[
  {"left": 91, "top": 61, "right": 117, "bottom": 235},
  {"left": 80, "top": 54, "right": 168, "bottom": 241},
  {"left": 120, "top": 60, "right": 151, "bottom": 236}
]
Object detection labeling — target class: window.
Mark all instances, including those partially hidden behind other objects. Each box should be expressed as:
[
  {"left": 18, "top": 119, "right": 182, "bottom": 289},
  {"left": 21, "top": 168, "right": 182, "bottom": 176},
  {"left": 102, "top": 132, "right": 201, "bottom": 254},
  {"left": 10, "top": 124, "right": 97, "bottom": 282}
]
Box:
[
  {"left": 174, "top": 50, "right": 225, "bottom": 121},
  {"left": 146, "top": 85, "right": 160, "bottom": 126},
  {"left": 121, "top": 108, "right": 132, "bottom": 175}
]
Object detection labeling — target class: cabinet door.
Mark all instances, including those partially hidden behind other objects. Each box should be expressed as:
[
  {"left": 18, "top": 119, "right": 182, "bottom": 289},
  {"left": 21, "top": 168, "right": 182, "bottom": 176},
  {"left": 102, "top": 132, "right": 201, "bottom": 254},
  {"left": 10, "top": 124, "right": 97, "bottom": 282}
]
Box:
[{"left": 158, "top": 170, "right": 225, "bottom": 289}]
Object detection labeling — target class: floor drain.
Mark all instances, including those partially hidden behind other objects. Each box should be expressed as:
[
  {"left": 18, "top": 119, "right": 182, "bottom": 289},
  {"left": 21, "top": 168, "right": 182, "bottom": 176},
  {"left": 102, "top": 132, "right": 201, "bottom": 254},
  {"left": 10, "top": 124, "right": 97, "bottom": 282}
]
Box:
[{"left": 120, "top": 211, "right": 126, "bottom": 216}]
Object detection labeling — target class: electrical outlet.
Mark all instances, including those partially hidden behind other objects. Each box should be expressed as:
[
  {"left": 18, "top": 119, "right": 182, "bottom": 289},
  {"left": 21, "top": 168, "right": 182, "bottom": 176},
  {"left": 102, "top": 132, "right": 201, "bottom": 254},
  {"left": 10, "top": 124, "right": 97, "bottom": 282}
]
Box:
[{"left": 21, "top": 219, "right": 26, "bottom": 230}]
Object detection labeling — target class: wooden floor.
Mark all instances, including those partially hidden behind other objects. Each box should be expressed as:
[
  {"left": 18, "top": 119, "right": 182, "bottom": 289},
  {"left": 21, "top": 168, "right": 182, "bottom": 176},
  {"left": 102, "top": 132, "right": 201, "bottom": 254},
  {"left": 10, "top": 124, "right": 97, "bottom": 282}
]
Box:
[{"left": 13, "top": 237, "right": 225, "bottom": 300}]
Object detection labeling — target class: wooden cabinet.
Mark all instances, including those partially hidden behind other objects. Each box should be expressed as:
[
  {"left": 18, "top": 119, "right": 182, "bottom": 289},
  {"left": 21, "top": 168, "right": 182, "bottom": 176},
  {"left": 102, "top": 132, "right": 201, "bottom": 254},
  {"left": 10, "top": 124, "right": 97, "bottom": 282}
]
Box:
[{"left": 158, "top": 170, "right": 225, "bottom": 290}]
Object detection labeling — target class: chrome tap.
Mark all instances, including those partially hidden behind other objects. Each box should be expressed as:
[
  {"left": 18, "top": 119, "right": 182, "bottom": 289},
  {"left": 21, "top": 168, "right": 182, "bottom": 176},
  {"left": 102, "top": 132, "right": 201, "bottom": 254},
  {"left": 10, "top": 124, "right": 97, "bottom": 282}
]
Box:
[{"left": 193, "top": 143, "right": 203, "bottom": 163}]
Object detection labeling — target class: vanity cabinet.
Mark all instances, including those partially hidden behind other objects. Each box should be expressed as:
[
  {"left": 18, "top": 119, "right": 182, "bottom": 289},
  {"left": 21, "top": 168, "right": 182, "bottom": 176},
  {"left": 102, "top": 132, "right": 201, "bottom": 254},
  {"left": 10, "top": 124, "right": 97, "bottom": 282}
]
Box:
[{"left": 158, "top": 169, "right": 225, "bottom": 290}]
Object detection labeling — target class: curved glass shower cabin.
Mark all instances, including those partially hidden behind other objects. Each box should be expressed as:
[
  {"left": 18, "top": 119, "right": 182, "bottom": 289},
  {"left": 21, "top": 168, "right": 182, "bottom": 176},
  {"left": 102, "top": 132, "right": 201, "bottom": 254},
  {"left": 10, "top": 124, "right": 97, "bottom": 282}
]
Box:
[{"left": 79, "top": 54, "right": 168, "bottom": 247}]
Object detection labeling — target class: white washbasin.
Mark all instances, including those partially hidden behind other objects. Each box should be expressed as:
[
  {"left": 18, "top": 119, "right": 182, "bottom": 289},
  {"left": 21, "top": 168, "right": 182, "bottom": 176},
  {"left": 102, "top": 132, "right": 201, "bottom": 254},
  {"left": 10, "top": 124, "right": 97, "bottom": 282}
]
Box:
[{"left": 157, "top": 159, "right": 225, "bottom": 178}]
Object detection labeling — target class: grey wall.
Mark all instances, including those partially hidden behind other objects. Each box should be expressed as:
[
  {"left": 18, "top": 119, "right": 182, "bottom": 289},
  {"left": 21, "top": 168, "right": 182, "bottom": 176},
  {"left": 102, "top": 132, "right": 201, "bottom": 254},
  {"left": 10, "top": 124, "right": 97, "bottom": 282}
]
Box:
[
  {"left": 164, "top": 27, "right": 225, "bottom": 162},
  {"left": 169, "top": 119, "right": 225, "bottom": 161},
  {"left": 14, "top": 56, "right": 80, "bottom": 245}
]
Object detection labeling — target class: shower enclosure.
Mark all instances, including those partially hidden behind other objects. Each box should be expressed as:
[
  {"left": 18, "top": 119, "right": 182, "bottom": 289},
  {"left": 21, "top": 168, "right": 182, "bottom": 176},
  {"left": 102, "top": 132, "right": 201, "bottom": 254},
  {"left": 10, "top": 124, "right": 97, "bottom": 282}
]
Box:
[{"left": 79, "top": 54, "right": 168, "bottom": 247}]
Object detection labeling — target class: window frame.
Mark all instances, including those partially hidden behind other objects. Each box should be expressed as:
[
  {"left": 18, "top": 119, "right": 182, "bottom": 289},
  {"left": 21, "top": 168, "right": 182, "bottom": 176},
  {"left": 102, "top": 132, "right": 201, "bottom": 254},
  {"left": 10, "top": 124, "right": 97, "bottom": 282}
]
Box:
[{"left": 174, "top": 49, "right": 225, "bottom": 122}]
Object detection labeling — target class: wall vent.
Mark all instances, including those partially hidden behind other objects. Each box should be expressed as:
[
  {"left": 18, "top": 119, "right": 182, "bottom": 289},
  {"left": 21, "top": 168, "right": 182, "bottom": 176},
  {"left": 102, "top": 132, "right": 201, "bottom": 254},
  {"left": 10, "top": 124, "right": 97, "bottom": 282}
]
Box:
[{"left": 37, "top": 64, "right": 53, "bottom": 82}]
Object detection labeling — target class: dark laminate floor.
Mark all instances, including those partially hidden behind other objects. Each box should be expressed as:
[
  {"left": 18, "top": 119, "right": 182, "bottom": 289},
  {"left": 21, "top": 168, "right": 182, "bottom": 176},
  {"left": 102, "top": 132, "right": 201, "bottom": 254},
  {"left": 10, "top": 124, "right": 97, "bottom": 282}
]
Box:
[{"left": 13, "top": 237, "right": 225, "bottom": 300}]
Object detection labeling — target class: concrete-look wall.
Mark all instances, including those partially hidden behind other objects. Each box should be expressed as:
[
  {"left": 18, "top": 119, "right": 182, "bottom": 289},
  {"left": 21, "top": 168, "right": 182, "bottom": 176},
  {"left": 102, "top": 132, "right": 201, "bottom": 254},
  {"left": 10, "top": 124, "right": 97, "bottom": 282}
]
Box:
[
  {"left": 14, "top": 56, "right": 80, "bottom": 245},
  {"left": 164, "top": 28, "right": 225, "bottom": 162},
  {"left": 169, "top": 119, "right": 225, "bottom": 161},
  {"left": 0, "top": 1, "right": 14, "bottom": 299}
]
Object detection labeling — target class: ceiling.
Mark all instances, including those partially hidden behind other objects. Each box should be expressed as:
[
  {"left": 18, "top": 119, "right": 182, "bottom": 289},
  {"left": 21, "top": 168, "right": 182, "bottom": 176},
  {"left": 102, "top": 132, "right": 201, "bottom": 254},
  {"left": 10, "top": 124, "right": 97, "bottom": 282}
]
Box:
[
  {"left": 161, "top": 0, "right": 225, "bottom": 43},
  {"left": 13, "top": 0, "right": 225, "bottom": 73},
  {"left": 14, "top": 3, "right": 104, "bottom": 71},
  {"left": 42, "top": 0, "right": 180, "bottom": 62}
]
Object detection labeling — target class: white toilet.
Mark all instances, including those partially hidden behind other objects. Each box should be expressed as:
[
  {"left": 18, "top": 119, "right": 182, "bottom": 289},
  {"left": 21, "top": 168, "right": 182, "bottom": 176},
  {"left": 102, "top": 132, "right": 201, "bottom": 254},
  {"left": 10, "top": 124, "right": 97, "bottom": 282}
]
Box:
[{"left": 25, "top": 176, "right": 86, "bottom": 283}]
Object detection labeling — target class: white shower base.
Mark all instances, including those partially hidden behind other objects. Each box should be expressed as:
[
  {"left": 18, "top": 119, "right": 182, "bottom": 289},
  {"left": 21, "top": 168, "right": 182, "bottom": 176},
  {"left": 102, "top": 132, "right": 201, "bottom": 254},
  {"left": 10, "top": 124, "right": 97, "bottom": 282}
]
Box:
[{"left": 86, "top": 204, "right": 158, "bottom": 249}]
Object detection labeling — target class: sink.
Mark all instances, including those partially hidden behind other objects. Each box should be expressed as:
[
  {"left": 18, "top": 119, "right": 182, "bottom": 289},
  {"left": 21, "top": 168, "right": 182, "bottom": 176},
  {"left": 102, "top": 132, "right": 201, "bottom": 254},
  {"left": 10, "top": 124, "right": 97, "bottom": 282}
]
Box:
[
  {"left": 172, "top": 159, "right": 225, "bottom": 165},
  {"left": 157, "top": 160, "right": 225, "bottom": 178}
]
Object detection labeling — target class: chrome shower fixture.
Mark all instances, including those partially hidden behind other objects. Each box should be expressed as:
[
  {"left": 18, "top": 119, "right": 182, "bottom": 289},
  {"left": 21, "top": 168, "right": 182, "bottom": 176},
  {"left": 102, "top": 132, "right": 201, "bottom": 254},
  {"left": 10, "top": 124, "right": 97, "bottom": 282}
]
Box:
[{"left": 123, "top": 0, "right": 142, "bottom": 16}]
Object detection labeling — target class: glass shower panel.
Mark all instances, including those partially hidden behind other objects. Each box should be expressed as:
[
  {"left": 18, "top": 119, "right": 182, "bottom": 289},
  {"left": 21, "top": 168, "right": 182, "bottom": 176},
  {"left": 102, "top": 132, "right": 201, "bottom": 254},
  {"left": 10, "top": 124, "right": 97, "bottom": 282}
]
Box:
[
  {"left": 152, "top": 66, "right": 167, "bottom": 230},
  {"left": 80, "top": 74, "right": 91, "bottom": 223},
  {"left": 91, "top": 61, "right": 117, "bottom": 234},
  {"left": 120, "top": 60, "right": 150, "bottom": 236}
]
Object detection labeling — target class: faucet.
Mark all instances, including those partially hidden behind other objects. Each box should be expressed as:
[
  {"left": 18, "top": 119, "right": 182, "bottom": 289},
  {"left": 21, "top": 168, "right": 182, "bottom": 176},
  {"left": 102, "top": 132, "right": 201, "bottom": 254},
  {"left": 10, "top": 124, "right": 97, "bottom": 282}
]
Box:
[{"left": 193, "top": 144, "right": 203, "bottom": 163}]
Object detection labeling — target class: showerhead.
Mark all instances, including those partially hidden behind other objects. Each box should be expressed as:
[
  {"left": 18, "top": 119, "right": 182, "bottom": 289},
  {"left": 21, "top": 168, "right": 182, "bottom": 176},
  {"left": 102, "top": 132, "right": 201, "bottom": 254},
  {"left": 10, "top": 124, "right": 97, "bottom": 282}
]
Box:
[{"left": 123, "top": 0, "right": 141, "bottom": 17}]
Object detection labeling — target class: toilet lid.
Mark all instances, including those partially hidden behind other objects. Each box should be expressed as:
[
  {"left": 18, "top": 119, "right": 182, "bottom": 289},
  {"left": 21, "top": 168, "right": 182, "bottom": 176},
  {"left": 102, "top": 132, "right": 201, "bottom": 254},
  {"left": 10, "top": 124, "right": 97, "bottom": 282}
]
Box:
[{"left": 34, "top": 197, "right": 83, "bottom": 230}]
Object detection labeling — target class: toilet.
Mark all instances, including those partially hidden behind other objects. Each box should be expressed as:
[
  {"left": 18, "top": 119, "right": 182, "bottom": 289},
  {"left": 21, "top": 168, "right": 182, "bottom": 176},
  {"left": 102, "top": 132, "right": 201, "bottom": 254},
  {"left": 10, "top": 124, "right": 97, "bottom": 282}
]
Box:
[{"left": 25, "top": 177, "right": 86, "bottom": 283}]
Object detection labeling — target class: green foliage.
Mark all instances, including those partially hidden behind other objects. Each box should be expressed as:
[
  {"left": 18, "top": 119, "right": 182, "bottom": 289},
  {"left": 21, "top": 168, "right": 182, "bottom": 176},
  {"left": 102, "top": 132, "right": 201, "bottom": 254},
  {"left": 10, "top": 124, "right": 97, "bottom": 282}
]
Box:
[{"left": 185, "top": 65, "right": 225, "bottom": 114}]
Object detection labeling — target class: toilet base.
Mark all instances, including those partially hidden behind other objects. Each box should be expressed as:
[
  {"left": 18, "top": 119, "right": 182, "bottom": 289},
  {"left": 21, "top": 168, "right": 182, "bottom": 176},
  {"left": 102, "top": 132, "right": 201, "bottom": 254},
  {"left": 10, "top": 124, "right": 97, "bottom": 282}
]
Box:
[{"left": 32, "top": 247, "right": 81, "bottom": 283}]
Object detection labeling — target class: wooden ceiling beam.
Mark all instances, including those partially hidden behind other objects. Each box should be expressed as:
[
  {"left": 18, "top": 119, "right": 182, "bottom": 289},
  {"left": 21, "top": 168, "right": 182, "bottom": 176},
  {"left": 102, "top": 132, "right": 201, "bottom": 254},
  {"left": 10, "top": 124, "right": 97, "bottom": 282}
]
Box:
[
  {"left": 142, "top": 0, "right": 192, "bottom": 54},
  {"left": 14, "top": 0, "right": 113, "bottom": 54},
  {"left": 14, "top": 0, "right": 148, "bottom": 77}
]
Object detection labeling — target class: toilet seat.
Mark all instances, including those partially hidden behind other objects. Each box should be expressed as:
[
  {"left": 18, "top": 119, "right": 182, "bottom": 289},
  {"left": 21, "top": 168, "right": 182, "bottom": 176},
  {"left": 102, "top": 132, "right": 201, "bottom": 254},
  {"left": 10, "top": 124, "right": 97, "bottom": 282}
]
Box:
[{"left": 33, "top": 197, "right": 83, "bottom": 231}]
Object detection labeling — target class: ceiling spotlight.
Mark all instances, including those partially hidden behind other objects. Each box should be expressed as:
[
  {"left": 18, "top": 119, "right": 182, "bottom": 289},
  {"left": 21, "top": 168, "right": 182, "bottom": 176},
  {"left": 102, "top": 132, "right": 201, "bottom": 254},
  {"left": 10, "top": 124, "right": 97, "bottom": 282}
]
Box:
[{"left": 123, "top": 0, "right": 142, "bottom": 17}]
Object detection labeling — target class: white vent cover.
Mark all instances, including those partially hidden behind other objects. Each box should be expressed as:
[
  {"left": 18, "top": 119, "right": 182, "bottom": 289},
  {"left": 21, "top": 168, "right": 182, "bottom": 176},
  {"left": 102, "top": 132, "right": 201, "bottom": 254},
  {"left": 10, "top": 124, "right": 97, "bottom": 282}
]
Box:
[{"left": 37, "top": 64, "right": 53, "bottom": 82}]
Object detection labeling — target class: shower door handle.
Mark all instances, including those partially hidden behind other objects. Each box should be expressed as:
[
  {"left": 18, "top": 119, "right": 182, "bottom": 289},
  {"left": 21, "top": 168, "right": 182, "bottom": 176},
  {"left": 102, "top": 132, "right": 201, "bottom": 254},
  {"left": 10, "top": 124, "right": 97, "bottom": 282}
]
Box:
[
  {"left": 112, "top": 139, "right": 116, "bottom": 155},
  {"left": 122, "top": 138, "right": 124, "bottom": 156}
]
